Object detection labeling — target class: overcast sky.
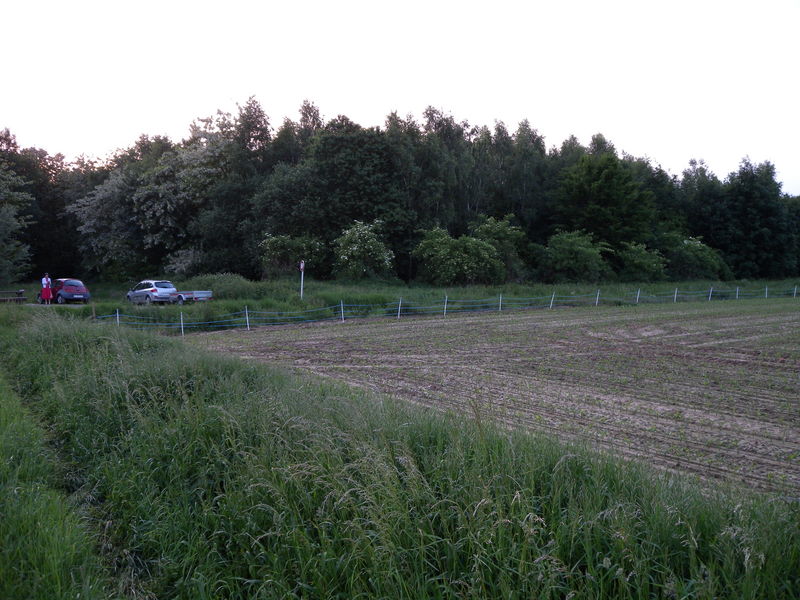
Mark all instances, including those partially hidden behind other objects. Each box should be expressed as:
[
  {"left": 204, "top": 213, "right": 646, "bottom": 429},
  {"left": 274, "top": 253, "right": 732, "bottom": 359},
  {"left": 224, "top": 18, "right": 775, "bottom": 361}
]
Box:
[{"left": 3, "top": 0, "right": 799, "bottom": 195}]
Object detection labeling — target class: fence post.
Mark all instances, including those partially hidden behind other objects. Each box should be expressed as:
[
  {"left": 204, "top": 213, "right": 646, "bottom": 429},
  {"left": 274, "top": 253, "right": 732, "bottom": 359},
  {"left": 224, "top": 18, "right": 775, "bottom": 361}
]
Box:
[
  {"left": 549, "top": 291, "right": 556, "bottom": 310},
  {"left": 708, "top": 287, "right": 713, "bottom": 301},
  {"left": 794, "top": 286, "right": 797, "bottom": 298},
  {"left": 245, "top": 305, "right": 250, "bottom": 331},
  {"left": 116, "top": 308, "right": 120, "bottom": 327},
  {"left": 180, "top": 311, "right": 184, "bottom": 337},
  {"left": 674, "top": 288, "right": 678, "bottom": 303},
  {"left": 397, "top": 297, "right": 402, "bottom": 320},
  {"left": 595, "top": 289, "right": 600, "bottom": 307},
  {"left": 499, "top": 294, "right": 503, "bottom": 312},
  {"left": 765, "top": 286, "right": 768, "bottom": 299},
  {"left": 736, "top": 287, "right": 739, "bottom": 300},
  {"left": 444, "top": 295, "right": 448, "bottom": 317},
  {"left": 340, "top": 300, "right": 345, "bottom": 323},
  {"left": 636, "top": 288, "right": 641, "bottom": 304}
]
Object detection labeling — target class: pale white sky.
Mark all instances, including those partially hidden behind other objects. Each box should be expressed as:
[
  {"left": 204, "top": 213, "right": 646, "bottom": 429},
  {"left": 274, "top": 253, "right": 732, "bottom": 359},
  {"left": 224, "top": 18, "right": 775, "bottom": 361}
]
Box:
[{"left": 3, "top": 0, "right": 799, "bottom": 194}]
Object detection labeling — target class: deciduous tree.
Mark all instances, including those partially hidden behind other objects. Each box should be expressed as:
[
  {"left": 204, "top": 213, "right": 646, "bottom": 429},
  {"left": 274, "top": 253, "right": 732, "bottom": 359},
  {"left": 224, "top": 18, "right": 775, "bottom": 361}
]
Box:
[
  {"left": 0, "top": 162, "right": 32, "bottom": 283},
  {"left": 557, "top": 153, "right": 656, "bottom": 249}
]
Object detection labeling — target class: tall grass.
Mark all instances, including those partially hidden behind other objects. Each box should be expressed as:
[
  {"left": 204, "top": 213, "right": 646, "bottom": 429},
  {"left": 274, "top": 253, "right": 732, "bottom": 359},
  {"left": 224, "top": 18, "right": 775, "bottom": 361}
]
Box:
[
  {"left": 45, "top": 274, "right": 800, "bottom": 335},
  {"left": 0, "top": 338, "right": 108, "bottom": 598},
  {"left": 1, "top": 308, "right": 799, "bottom": 598},
  {"left": 21, "top": 272, "right": 799, "bottom": 306}
]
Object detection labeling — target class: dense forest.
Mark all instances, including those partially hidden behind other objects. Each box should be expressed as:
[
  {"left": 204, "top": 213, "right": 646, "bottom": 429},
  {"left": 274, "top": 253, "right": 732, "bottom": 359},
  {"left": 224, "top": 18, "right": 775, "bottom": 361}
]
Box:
[{"left": 1, "top": 98, "right": 798, "bottom": 285}]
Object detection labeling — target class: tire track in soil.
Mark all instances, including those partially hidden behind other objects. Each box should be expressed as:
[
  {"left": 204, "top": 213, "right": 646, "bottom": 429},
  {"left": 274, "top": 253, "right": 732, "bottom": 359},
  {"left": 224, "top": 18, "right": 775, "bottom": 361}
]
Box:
[
  {"left": 315, "top": 362, "right": 800, "bottom": 490},
  {"left": 194, "top": 301, "right": 800, "bottom": 493}
]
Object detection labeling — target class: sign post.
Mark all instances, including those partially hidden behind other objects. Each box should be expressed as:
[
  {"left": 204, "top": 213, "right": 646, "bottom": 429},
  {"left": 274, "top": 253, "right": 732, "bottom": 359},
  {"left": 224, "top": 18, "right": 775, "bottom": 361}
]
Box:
[{"left": 299, "top": 259, "right": 305, "bottom": 300}]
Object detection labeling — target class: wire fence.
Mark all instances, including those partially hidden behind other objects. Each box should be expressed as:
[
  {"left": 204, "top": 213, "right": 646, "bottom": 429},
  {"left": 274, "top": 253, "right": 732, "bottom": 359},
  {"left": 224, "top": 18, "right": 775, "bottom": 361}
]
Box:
[{"left": 94, "top": 284, "right": 800, "bottom": 335}]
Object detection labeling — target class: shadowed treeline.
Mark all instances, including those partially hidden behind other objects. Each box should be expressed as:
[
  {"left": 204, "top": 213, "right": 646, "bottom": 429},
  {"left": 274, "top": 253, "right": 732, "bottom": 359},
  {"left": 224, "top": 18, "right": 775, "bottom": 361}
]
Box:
[{"left": 1, "top": 101, "right": 798, "bottom": 286}]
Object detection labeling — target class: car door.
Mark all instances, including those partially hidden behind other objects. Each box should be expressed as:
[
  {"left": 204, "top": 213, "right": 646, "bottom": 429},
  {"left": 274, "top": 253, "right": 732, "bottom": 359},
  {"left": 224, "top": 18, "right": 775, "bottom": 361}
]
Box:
[
  {"left": 138, "top": 281, "right": 151, "bottom": 304},
  {"left": 131, "top": 281, "right": 145, "bottom": 304}
]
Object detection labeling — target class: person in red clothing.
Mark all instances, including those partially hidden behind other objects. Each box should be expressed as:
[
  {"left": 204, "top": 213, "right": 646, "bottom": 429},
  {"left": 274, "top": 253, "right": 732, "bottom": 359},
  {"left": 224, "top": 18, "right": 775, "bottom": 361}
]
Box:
[{"left": 40, "top": 273, "right": 52, "bottom": 305}]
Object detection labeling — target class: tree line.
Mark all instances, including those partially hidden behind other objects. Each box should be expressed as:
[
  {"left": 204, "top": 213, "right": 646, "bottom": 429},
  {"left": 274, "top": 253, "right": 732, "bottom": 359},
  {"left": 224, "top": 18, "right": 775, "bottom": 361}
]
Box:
[{"left": 1, "top": 97, "right": 798, "bottom": 285}]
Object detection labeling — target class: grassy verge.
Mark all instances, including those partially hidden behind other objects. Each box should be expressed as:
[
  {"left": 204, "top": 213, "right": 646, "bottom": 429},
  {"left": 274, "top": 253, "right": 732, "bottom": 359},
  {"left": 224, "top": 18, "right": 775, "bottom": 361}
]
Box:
[
  {"left": 30, "top": 273, "right": 800, "bottom": 335},
  {"left": 19, "top": 272, "right": 800, "bottom": 307},
  {"left": 1, "top": 307, "right": 799, "bottom": 598},
  {"left": 0, "top": 314, "right": 107, "bottom": 599}
]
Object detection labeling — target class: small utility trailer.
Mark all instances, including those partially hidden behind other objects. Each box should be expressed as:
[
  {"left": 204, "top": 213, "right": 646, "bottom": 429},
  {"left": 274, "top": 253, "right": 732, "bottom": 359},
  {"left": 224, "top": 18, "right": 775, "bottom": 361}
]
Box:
[{"left": 169, "top": 290, "right": 213, "bottom": 305}]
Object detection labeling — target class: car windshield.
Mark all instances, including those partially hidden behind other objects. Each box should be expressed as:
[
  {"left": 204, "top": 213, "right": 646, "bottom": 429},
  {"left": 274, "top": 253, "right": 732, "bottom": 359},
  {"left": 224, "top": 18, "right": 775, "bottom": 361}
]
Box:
[
  {"left": 65, "top": 279, "right": 83, "bottom": 287},
  {"left": 155, "top": 281, "right": 174, "bottom": 288}
]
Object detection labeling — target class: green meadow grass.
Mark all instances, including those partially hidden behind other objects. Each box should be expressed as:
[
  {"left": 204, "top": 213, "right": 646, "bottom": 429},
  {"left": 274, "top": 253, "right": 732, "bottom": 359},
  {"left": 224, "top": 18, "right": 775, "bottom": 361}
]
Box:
[
  {"left": 1, "top": 306, "right": 799, "bottom": 598},
  {"left": 31, "top": 273, "right": 800, "bottom": 336},
  {"left": 20, "top": 272, "right": 800, "bottom": 306},
  {"left": 0, "top": 319, "right": 108, "bottom": 599}
]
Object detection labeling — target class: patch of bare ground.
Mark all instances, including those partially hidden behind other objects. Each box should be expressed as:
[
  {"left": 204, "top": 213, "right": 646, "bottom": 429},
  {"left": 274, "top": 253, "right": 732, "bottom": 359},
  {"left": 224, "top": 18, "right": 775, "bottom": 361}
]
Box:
[{"left": 193, "top": 300, "right": 800, "bottom": 493}]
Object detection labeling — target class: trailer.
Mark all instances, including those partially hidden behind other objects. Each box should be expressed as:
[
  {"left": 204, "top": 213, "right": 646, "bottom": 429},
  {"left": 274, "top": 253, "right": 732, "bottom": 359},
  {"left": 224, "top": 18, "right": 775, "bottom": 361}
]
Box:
[{"left": 169, "top": 290, "right": 213, "bottom": 305}]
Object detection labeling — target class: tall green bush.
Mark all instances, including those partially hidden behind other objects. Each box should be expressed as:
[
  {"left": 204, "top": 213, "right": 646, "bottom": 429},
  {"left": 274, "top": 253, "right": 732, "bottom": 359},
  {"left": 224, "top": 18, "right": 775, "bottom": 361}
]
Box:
[
  {"left": 333, "top": 220, "right": 394, "bottom": 280},
  {"left": 470, "top": 214, "right": 528, "bottom": 281},
  {"left": 259, "top": 234, "right": 327, "bottom": 278},
  {"left": 540, "top": 230, "right": 612, "bottom": 282},
  {"left": 661, "top": 234, "right": 733, "bottom": 280},
  {"left": 616, "top": 242, "right": 666, "bottom": 282},
  {"left": 414, "top": 227, "right": 504, "bottom": 285}
]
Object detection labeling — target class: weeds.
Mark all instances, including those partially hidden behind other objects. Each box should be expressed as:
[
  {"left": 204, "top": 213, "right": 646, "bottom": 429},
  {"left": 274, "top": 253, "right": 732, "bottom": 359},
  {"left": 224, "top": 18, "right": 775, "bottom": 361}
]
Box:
[
  {"left": 1, "top": 308, "right": 799, "bottom": 598},
  {"left": 0, "top": 369, "right": 108, "bottom": 599}
]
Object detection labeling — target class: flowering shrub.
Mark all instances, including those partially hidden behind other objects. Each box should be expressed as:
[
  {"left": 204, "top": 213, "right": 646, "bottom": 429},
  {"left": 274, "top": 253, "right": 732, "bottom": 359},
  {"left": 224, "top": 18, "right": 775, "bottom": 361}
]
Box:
[
  {"left": 414, "top": 227, "right": 504, "bottom": 285},
  {"left": 471, "top": 214, "right": 528, "bottom": 281},
  {"left": 332, "top": 221, "right": 394, "bottom": 280}
]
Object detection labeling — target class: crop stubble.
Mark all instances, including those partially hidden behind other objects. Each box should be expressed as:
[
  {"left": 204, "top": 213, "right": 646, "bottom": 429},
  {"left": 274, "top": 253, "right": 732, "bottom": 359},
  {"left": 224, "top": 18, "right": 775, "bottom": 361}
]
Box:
[{"left": 195, "top": 300, "right": 800, "bottom": 492}]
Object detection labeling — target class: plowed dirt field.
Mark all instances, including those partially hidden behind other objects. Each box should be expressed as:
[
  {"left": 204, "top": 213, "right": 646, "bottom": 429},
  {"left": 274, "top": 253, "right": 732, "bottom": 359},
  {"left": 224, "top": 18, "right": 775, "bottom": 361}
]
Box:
[{"left": 193, "top": 299, "right": 800, "bottom": 492}]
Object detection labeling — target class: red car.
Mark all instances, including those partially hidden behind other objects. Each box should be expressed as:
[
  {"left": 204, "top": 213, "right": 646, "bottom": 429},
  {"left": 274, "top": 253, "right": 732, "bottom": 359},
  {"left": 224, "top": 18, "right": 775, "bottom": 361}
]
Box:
[{"left": 37, "top": 278, "right": 91, "bottom": 304}]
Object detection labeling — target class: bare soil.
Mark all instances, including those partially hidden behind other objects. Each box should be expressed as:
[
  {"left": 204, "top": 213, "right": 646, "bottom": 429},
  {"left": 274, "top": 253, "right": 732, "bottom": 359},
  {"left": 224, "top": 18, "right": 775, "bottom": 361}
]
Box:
[{"left": 192, "top": 300, "right": 800, "bottom": 493}]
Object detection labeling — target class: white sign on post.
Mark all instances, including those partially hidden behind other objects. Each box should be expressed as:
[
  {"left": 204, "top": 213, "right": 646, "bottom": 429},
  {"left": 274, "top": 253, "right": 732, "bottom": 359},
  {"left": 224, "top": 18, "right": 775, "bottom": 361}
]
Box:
[{"left": 299, "top": 259, "right": 305, "bottom": 299}]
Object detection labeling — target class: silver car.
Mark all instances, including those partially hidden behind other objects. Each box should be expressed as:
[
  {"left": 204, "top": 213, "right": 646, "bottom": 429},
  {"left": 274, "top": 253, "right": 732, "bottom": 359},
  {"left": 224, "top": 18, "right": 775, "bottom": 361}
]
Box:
[{"left": 127, "top": 279, "right": 177, "bottom": 304}]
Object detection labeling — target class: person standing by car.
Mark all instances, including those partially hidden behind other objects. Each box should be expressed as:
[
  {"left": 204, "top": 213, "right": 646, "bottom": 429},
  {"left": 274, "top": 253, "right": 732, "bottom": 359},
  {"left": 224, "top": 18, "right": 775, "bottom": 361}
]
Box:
[{"left": 40, "top": 273, "right": 52, "bottom": 305}]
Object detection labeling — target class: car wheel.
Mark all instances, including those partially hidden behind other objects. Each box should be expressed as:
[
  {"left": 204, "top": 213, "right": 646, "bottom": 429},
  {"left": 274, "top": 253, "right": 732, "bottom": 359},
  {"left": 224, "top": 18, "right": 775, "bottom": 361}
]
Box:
[
  {"left": 176, "top": 296, "right": 184, "bottom": 305},
  {"left": 56, "top": 294, "right": 65, "bottom": 305},
  {"left": 144, "top": 295, "right": 152, "bottom": 305}
]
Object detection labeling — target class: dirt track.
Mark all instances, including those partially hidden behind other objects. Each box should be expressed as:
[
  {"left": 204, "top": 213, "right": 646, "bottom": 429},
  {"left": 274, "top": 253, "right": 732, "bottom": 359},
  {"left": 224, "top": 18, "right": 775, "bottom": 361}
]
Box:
[{"left": 194, "top": 300, "right": 800, "bottom": 493}]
